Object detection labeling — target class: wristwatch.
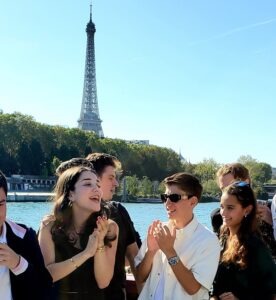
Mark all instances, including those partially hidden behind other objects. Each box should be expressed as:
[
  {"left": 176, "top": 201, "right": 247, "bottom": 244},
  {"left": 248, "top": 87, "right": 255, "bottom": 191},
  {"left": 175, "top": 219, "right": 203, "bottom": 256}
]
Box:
[{"left": 168, "top": 255, "right": 180, "bottom": 266}]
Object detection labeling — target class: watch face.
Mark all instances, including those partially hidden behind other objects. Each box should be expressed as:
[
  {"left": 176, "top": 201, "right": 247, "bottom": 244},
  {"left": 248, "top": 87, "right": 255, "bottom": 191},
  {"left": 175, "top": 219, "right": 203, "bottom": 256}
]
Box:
[{"left": 168, "top": 255, "right": 180, "bottom": 266}]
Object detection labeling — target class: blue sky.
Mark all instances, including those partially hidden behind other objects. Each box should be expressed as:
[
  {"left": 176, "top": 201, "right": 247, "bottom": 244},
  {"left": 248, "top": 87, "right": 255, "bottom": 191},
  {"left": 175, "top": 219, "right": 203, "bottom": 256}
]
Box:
[{"left": 1, "top": 1, "right": 276, "bottom": 167}]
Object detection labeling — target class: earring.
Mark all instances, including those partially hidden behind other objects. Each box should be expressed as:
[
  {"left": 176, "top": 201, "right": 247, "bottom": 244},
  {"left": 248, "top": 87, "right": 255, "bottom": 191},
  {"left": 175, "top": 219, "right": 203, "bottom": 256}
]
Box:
[{"left": 244, "top": 213, "right": 248, "bottom": 218}]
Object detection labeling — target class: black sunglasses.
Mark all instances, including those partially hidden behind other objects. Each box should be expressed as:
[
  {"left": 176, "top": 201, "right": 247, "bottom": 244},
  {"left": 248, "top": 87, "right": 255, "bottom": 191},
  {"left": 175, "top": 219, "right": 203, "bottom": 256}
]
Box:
[{"left": 160, "top": 193, "right": 193, "bottom": 203}]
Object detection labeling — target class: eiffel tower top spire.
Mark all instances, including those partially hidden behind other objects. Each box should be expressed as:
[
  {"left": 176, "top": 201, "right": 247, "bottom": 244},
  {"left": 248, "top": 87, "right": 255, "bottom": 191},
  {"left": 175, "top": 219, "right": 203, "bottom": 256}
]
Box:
[{"left": 78, "top": 3, "right": 104, "bottom": 137}]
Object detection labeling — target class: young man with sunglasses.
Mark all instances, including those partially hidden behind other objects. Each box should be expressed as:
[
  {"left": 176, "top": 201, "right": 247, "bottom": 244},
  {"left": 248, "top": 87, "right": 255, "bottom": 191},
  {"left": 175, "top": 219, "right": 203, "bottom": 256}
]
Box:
[{"left": 135, "top": 172, "right": 220, "bottom": 300}]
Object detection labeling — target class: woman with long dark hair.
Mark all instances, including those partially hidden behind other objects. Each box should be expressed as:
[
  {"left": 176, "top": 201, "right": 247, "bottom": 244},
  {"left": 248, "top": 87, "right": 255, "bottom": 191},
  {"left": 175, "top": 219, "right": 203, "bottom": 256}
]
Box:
[
  {"left": 210, "top": 182, "right": 276, "bottom": 300},
  {"left": 38, "top": 165, "right": 118, "bottom": 300}
]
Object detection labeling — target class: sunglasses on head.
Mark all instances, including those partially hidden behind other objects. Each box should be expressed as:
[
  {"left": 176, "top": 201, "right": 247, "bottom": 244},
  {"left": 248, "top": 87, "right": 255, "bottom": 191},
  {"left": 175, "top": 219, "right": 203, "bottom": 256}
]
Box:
[
  {"left": 232, "top": 181, "right": 250, "bottom": 187},
  {"left": 160, "top": 193, "right": 193, "bottom": 203}
]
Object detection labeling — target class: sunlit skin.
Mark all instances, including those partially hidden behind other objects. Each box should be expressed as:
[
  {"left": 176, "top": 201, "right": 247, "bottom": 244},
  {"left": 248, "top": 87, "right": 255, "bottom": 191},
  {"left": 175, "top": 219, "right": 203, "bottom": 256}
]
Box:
[
  {"left": 220, "top": 192, "right": 251, "bottom": 235},
  {"left": 99, "top": 166, "right": 119, "bottom": 201},
  {"left": 218, "top": 174, "right": 272, "bottom": 225},
  {"left": 218, "top": 173, "right": 236, "bottom": 190},
  {"left": 69, "top": 171, "right": 103, "bottom": 230},
  {"left": 163, "top": 185, "right": 197, "bottom": 229}
]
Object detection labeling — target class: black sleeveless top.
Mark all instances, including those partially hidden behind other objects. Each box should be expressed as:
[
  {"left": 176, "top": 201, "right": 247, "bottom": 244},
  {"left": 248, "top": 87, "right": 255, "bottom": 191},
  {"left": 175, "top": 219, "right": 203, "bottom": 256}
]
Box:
[{"left": 52, "top": 238, "right": 105, "bottom": 300}]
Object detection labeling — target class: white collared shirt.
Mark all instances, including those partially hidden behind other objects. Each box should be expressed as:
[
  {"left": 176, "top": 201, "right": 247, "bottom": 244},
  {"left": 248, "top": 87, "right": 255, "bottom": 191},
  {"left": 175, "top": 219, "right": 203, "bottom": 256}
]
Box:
[
  {"left": 135, "top": 216, "right": 220, "bottom": 300},
  {"left": 0, "top": 222, "right": 13, "bottom": 300}
]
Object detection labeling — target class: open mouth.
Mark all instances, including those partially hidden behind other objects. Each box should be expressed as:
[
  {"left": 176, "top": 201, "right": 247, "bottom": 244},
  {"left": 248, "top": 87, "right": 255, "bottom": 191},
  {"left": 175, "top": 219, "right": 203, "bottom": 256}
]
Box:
[{"left": 90, "top": 196, "right": 100, "bottom": 203}]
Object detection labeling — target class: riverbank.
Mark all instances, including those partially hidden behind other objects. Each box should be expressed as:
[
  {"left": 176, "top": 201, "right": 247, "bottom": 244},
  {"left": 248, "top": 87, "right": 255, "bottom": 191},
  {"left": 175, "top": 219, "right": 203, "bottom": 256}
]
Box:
[{"left": 7, "top": 192, "right": 54, "bottom": 202}]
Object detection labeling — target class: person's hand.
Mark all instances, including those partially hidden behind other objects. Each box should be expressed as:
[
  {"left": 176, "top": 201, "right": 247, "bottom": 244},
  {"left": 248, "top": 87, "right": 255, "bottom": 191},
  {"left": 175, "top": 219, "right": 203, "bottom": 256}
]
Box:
[
  {"left": 0, "top": 243, "right": 20, "bottom": 270},
  {"left": 257, "top": 204, "right": 273, "bottom": 225},
  {"left": 84, "top": 230, "right": 99, "bottom": 258},
  {"left": 96, "top": 216, "right": 109, "bottom": 245},
  {"left": 152, "top": 222, "right": 176, "bottom": 256},
  {"left": 147, "top": 221, "right": 160, "bottom": 253},
  {"left": 219, "top": 292, "right": 239, "bottom": 300}
]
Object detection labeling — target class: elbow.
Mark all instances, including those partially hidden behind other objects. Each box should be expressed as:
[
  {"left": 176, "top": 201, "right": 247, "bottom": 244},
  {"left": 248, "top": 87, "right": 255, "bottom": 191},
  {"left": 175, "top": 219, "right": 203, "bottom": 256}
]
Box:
[
  {"left": 97, "top": 278, "right": 111, "bottom": 289},
  {"left": 186, "top": 285, "right": 201, "bottom": 296}
]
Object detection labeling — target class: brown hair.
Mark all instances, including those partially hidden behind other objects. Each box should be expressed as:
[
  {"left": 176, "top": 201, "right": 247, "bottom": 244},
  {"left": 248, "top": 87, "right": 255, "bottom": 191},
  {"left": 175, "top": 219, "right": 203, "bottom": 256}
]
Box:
[
  {"left": 86, "top": 153, "right": 121, "bottom": 177},
  {"left": 51, "top": 165, "right": 115, "bottom": 247},
  {"left": 220, "top": 183, "right": 258, "bottom": 268},
  {"left": 163, "top": 172, "right": 203, "bottom": 201},
  {"left": 216, "top": 163, "right": 250, "bottom": 183}
]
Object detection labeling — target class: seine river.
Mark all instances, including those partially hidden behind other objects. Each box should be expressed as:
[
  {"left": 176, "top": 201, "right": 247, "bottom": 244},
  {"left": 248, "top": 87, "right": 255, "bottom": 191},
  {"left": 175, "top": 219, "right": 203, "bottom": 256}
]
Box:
[{"left": 7, "top": 202, "right": 219, "bottom": 240}]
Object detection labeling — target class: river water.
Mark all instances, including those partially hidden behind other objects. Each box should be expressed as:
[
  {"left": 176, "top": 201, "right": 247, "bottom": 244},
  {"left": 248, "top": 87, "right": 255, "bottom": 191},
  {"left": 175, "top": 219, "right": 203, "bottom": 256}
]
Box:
[{"left": 7, "top": 202, "right": 219, "bottom": 240}]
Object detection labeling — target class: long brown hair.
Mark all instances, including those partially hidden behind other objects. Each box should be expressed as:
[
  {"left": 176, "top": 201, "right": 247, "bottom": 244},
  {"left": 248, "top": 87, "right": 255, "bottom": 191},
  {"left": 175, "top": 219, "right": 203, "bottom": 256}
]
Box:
[
  {"left": 220, "top": 182, "right": 258, "bottom": 268},
  {"left": 51, "top": 165, "right": 115, "bottom": 247}
]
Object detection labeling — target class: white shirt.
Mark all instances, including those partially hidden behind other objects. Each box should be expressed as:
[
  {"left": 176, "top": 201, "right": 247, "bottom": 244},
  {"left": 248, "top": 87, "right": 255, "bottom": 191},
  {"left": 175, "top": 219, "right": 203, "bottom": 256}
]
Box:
[
  {"left": 0, "top": 222, "right": 13, "bottom": 300},
  {"left": 272, "top": 194, "right": 276, "bottom": 240},
  {"left": 135, "top": 216, "right": 220, "bottom": 300},
  {"left": 0, "top": 220, "right": 29, "bottom": 300}
]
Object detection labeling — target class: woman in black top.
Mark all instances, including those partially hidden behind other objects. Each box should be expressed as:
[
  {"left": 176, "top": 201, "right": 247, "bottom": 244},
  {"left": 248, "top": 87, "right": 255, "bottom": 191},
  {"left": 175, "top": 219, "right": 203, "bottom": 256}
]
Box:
[
  {"left": 210, "top": 182, "right": 276, "bottom": 300},
  {"left": 39, "top": 165, "right": 118, "bottom": 300}
]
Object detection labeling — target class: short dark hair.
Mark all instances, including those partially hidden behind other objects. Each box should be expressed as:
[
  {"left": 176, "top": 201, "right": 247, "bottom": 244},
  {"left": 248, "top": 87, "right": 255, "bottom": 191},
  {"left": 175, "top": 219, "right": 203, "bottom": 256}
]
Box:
[
  {"left": 163, "top": 172, "right": 203, "bottom": 201},
  {"left": 86, "top": 153, "right": 121, "bottom": 177},
  {"left": 55, "top": 158, "right": 94, "bottom": 176},
  {"left": 0, "top": 170, "right": 8, "bottom": 196}
]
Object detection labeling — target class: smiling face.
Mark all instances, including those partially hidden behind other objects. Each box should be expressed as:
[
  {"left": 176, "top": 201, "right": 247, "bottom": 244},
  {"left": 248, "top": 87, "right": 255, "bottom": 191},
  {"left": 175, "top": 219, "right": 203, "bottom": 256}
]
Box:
[
  {"left": 100, "top": 166, "right": 119, "bottom": 201},
  {"left": 164, "top": 184, "right": 197, "bottom": 228},
  {"left": 0, "top": 188, "right": 7, "bottom": 234},
  {"left": 69, "top": 170, "right": 103, "bottom": 214},
  {"left": 220, "top": 192, "right": 250, "bottom": 234}
]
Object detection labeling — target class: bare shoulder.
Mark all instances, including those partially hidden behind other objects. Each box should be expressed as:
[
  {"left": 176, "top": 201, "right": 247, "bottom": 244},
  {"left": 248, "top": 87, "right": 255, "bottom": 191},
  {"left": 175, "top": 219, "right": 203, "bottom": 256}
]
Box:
[
  {"left": 40, "top": 214, "right": 55, "bottom": 232},
  {"left": 107, "top": 219, "right": 119, "bottom": 235}
]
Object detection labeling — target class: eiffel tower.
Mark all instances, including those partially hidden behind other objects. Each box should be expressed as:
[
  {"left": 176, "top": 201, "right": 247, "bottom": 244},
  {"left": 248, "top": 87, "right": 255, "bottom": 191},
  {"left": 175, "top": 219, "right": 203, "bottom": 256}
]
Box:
[{"left": 78, "top": 3, "right": 104, "bottom": 137}]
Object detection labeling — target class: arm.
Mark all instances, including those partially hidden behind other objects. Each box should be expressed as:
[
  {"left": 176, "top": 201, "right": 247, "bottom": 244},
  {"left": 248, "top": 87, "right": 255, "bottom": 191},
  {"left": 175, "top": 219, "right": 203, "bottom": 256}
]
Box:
[
  {"left": 94, "top": 219, "right": 119, "bottom": 288},
  {"left": 126, "top": 242, "right": 139, "bottom": 277},
  {"left": 38, "top": 221, "right": 98, "bottom": 282},
  {"left": 4, "top": 225, "right": 52, "bottom": 300},
  {"left": 136, "top": 221, "right": 159, "bottom": 283},
  {"left": 154, "top": 223, "right": 201, "bottom": 295}
]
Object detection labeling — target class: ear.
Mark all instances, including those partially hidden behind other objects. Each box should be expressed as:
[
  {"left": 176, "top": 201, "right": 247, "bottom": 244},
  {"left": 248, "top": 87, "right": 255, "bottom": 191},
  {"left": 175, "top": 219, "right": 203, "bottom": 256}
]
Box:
[
  {"left": 68, "top": 191, "right": 74, "bottom": 202},
  {"left": 245, "top": 204, "right": 253, "bottom": 215},
  {"left": 190, "top": 196, "right": 198, "bottom": 207}
]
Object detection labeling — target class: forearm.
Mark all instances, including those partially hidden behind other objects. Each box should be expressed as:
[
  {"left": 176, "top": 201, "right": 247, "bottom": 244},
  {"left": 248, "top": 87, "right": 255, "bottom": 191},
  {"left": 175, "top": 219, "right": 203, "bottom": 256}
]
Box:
[
  {"left": 94, "top": 246, "right": 116, "bottom": 288},
  {"left": 136, "top": 250, "right": 156, "bottom": 283},
  {"left": 126, "top": 242, "right": 139, "bottom": 278},
  {"left": 164, "top": 249, "right": 201, "bottom": 295},
  {"left": 47, "top": 250, "right": 90, "bottom": 282}
]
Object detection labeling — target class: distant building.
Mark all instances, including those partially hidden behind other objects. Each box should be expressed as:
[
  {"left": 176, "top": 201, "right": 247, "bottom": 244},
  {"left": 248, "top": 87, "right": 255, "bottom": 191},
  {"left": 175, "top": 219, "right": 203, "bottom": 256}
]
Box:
[
  {"left": 7, "top": 175, "right": 56, "bottom": 192},
  {"left": 125, "top": 140, "right": 150, "bottom": 145}
]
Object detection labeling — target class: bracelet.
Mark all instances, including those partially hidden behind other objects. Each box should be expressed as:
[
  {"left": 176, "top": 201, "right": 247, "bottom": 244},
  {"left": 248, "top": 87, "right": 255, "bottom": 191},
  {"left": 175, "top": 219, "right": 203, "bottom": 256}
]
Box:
[
  {"left": 70, "top": 257, "right": 78, "bottom": 269},
  {"left": 96, "top": 245, "right": 105, "bottom": 253}
]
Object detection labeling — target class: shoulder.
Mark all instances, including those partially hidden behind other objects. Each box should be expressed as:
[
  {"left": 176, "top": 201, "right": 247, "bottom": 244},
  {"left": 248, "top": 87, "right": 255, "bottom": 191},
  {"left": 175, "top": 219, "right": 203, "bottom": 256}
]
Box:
[
  {"left": 39, "top": 215, "right": 55, "bottom": 234},
  {"left": 107, "top": 219, "right": 119, "bottom": 235},
  {"left": 195, "top": 223, "right": 220, "bottom": 248}
]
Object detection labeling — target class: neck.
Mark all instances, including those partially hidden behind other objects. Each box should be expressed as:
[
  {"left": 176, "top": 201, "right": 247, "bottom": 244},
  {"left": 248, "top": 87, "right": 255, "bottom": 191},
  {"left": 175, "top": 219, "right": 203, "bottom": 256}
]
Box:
[
  {"left": 172, "top": 214, "right": 194, "bottom": 229},
  {"left": 72, "top": 209, "right": 90, "bottom": 233}
]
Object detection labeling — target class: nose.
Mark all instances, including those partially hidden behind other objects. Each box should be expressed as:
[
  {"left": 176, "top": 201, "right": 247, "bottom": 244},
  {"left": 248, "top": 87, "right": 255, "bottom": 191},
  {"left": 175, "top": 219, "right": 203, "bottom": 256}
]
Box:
[
  {"left": 113, "top": 178, "right": 119, "bottom": 187},
  {"left": 220, "top": 208, "right": 225, "bottom": 217}
]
